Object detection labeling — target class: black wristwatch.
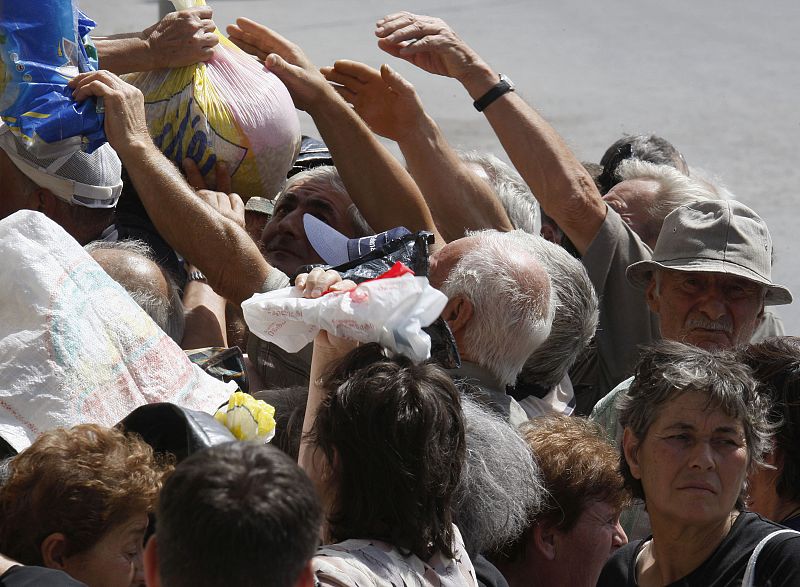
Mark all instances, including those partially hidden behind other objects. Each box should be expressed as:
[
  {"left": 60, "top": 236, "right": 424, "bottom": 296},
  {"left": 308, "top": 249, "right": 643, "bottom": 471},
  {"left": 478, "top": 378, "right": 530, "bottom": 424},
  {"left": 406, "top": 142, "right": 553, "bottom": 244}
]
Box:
[{"left": 473, "top": 74, "right": 515, "bottom": 112}]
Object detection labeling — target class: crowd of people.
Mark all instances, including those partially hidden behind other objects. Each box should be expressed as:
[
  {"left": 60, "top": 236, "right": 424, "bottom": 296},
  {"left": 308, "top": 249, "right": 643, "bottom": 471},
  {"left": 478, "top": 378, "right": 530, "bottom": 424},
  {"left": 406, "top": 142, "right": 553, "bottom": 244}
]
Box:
[{"left": 1, "top": 5, "right": 800, "bottom": 587}]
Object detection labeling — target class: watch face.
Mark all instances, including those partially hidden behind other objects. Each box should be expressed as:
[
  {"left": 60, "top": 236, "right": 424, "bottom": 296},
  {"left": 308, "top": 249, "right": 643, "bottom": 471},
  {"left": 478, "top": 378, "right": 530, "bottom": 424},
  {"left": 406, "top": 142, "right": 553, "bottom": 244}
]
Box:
[{"left": 500, "top": 74, "right": 515, "bottom": 90}]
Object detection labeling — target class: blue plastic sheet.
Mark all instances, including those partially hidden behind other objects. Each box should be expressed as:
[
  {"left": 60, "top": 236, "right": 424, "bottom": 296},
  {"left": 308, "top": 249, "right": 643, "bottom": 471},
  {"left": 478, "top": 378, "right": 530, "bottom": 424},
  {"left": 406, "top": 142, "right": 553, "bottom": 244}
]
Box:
[{"left": 0, "top": 1, "right": 106, "bottom": 156}]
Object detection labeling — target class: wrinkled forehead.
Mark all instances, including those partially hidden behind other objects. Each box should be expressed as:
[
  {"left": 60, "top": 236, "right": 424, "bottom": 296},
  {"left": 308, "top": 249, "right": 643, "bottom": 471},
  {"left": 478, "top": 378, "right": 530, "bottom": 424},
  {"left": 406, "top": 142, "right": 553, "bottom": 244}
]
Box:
[
  {"left": 277, "top": 176, "right": 352, "bottom": 211},
  {"left": 655, "top": 268, "right": 766, "bottom": 295}
]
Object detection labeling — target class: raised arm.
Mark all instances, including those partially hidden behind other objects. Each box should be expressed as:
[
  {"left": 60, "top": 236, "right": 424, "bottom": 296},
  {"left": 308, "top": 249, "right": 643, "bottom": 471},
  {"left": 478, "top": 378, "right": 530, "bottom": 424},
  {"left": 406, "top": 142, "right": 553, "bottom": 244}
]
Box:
[
  {"left": 94, "top": 7, "right": 218, "bottom": 75},
  {"left": 375, "top": 12, "right": 607, "bottom": 254},
  {"left": 69, "top": 71, "right": 270, "bottom": 305},
  {"left": 322, "top": 59, "right": 512, "bottom": 242},
  {"left": 226, "top": 18, "right": 443, "bottom": 245}
]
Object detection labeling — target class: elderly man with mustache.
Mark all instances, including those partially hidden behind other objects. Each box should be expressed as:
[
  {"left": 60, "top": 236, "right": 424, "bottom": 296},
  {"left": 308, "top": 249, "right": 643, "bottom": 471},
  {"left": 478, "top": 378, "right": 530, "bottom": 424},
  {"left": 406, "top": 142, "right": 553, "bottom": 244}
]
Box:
[{"left": 590, "top": 198, "right": 793, "bottom": 538}]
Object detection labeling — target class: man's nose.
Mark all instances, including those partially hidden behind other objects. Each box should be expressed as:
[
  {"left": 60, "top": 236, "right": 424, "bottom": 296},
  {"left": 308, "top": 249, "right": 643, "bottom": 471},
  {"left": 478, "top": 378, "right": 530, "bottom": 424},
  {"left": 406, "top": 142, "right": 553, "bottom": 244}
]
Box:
[{"left": 696, "top": 290, "right": 728, "bottom": 322}]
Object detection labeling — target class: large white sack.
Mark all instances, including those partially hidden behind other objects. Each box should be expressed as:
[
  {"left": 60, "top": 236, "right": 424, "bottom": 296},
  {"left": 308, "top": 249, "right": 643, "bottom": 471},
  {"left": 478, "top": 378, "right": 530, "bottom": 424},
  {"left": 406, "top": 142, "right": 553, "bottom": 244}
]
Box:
[{"left": 0, "top": 210, "right": 235, "bottom": 451}]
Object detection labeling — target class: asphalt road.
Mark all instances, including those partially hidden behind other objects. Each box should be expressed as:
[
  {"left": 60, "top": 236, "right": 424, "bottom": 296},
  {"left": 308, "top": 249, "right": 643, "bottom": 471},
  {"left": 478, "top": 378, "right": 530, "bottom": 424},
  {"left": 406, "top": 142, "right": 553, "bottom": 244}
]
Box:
[{"left": 80, "top": 0, "right": 800, "bottom": 333}]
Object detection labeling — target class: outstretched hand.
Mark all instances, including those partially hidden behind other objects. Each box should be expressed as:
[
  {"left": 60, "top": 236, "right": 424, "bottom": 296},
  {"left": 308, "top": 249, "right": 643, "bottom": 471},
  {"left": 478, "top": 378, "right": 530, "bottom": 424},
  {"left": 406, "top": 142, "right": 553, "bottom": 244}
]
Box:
[
  {"left": 321, "top": 60, "right": 425, "bottom": 142},
  {"left": 375, "top": 12, "right": 487, "bottom": 82},
  {"left": 227, "top": 18, "right": 333, "bottom": 111},
  {"left": 142, "top": 7, "right": 219, "bottom": 69},
  {"left": 183, "top": 159, "right": 246, "bottom": 229}
]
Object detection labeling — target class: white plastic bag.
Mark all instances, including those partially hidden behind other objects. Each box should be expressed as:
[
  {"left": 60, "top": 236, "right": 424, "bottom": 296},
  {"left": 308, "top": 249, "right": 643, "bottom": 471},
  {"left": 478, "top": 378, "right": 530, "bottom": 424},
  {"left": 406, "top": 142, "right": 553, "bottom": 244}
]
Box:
[
  {"left": 241, "top": 273, "right": 448, "bottom": 362},
  {"left": 0, "top": 210, "right": 235, "bottom": 452}
]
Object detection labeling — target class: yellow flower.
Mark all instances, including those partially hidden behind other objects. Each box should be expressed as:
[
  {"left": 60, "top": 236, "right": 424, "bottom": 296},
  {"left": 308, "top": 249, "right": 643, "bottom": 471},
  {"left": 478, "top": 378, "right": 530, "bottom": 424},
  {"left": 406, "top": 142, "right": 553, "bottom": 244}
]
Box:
[{"left": 215, "top": 391, "right": 276, "bottom": 443}]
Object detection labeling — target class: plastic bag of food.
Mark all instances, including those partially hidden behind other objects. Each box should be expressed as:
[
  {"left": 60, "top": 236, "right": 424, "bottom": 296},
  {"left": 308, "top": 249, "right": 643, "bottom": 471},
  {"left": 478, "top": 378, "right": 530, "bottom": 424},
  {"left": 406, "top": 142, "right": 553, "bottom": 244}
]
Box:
[
  {"left": 242, "top": 263, "right": 448, "bottom": 362},
  {"left": 123, "top": 0, "right": 301, "bottom": 199},
  {"left": 0, "top": 1, "right": 105, "bottom": 158}
]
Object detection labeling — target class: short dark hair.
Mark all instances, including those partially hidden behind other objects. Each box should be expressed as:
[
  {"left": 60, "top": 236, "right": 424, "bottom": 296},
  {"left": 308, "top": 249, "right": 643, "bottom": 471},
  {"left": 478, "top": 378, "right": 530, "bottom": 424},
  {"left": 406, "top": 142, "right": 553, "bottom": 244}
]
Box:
[
  {"left": 156, "top": 442, "right": 322, "bottom": 587},
  {"left": 309, "top": 343, "right": 466, "bottom": 560},
  {"left": 739, "top": 336, "right": 800, "bottom": 503},
  {"left": 597, "top": 134, "right": 688, "bottom": 194},
  {"left": 618, "top": 341, "right": 772, "bottom": 505}
]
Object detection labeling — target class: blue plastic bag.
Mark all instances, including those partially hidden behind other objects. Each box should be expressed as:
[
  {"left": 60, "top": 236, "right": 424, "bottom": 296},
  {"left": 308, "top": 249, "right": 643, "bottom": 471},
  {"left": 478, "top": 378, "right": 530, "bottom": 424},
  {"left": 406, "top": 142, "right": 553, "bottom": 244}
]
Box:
[{"left": 0, "top": 1, "right": 106, "bottom": 157}]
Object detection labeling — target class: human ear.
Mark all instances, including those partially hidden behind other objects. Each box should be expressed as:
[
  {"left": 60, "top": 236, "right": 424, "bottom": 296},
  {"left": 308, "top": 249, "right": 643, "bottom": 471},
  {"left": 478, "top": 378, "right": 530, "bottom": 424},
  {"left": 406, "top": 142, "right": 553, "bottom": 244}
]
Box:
[
  {"left": 531, "top": 523, "right": 557, "bottom": 561},
  {"left": 645, "top": 276, "right": 660, "bottom": 314},
  {"left": 40, "top": 533, "right": 68, "bottom": 569},
  {"left": 623, "top": 427, "right": 642, "bottom": 480},
  {"left": 143, "top": 535, "right": 161, "bottom": 587},
  {"left": 440, "top": 295, "right": 473, "bottom": 335}
]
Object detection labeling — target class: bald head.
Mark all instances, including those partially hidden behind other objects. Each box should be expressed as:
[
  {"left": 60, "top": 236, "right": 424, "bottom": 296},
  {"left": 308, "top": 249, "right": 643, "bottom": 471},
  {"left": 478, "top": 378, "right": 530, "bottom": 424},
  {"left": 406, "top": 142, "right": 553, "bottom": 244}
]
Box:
[
  {"left": 434, "top": 230, "right": 556, "bottom": 387},
  {"left": 86, "top": 240, "right": 185, "bottom": 343}
]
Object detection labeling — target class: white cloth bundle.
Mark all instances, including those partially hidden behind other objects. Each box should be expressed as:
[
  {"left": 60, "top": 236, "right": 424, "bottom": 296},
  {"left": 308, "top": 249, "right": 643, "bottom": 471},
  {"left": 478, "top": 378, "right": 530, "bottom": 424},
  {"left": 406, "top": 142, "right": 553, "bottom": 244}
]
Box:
[{"left": 0, "top": 211, "right": 234, "bottom": 451}]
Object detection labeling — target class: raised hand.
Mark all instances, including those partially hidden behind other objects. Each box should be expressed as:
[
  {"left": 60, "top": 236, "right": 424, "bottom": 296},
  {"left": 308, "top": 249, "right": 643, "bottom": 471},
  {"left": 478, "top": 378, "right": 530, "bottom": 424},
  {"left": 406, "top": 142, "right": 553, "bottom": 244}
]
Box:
[
  {"left": 375, "top": 12, "right": 488, "bottom": 83},
  {"left": 183, "top": 159, "right": 246, "bottom": 229},
  {"left": 227, "top": 18, "right": 333, "bottom": 111},
  {"left": 69, "top": 70, "right": 150, "bottom": 156},
  {"left": 321, "top": 60, "right": 425, "bottom": 142},
  {"left": 142, "top": 7, "right": 219, "bottom": 69}
]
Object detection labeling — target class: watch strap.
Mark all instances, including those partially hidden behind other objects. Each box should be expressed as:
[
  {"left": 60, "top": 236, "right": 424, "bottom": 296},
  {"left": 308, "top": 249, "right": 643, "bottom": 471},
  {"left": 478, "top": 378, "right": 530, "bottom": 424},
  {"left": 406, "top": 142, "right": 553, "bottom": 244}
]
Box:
[
  {"left": 187, "top": 270, "right": 207, "bottom": 283},
  {"left": 473, "top": 74, "right": 515, "bottom": 112}
]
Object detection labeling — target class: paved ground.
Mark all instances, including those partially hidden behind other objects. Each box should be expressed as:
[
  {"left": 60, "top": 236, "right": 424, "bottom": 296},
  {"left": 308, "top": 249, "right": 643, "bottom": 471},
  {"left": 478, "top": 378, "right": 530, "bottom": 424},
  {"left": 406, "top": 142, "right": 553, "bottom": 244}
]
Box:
[{"left": 81, "top": 0, "right": 800, "bottom": 332}]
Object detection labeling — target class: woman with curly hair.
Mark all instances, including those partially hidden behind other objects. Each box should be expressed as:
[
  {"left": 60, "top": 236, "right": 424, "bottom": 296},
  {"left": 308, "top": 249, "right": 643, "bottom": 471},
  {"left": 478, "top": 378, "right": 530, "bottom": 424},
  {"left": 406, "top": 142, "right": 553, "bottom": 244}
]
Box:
[{"left": 0, "top": 424, "right": 171, "bottom": 587}]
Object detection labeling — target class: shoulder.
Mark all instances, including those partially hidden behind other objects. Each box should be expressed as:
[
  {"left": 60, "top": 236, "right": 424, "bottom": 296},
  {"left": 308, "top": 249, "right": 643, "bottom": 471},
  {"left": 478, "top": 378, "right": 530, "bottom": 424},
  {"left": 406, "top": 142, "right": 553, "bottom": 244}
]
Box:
[
  {"left": 597, "top": 540, "right": 642, "bottom": 587},
  {"left": 583, "top": 206, "right": 651, "bottom": 264},
  {"left": 0, "top": 565, "right": 88, "bottom": 587}
]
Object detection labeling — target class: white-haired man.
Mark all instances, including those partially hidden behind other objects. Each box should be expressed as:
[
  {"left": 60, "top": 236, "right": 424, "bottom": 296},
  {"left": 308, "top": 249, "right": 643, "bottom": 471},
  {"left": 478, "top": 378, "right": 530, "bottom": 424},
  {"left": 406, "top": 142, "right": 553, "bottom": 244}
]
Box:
[{"left": 429, "top": 230, "right": 556, "bottom": 425}]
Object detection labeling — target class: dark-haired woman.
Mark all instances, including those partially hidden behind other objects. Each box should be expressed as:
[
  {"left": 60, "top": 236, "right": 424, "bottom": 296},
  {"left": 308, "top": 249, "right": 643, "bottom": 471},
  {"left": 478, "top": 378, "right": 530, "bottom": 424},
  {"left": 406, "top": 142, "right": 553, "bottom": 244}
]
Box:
[{"left": 295, "top": 263, "right": 476, "bottom": 587}]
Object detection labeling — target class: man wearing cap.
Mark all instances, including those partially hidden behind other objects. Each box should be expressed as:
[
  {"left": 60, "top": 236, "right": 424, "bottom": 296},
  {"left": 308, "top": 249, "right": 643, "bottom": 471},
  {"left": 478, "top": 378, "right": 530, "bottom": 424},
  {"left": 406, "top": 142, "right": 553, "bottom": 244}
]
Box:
[
  {"left": 0, "top": 127, "right": 122, "bottom": 244},
  {"left": 588, "top": 198, "right": 792, "bottom": 539},
  {"left": 372, "top": 13, "right": 733, "bottom": 401}
]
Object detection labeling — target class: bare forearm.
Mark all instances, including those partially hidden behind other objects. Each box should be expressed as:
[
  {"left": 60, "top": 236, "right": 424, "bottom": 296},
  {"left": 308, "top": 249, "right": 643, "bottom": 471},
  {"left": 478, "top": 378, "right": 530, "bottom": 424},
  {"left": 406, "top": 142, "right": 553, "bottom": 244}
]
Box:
[
  {"left": 398, "top": 113, "right": 512, "bottom": 242},
  {"left": 308, "top": 90, "right": 443, "bottom": 243},
  {"left": 298, "top": 341, "right": 331, "bottom": 471},
  {"left": 456, "top": 66, "right": 606, "bottom": 254},
  {"left": 181, "top": 278, "right": 228, "bottom": 349},
  {"left": 95, "top": 36, "right": 156, "bottom": 75},
  {"left": 119, "top": 142, "right": 270, "bottom": 303}
]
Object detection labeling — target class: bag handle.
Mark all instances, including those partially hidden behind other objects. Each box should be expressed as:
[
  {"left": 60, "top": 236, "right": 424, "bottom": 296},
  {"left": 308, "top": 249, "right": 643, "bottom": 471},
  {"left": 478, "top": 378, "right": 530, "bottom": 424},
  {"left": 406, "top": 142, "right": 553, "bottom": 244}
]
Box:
[{"left": 741, "top": 528, "right": 800, "bottom": 587}]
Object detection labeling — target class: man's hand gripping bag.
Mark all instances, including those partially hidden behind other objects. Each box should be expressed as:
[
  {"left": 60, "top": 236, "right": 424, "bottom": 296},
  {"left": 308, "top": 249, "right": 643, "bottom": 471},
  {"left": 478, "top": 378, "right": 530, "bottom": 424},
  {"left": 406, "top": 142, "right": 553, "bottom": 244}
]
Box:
[{"left": 124, "top": 0, "right": 301, "bottom": 200}]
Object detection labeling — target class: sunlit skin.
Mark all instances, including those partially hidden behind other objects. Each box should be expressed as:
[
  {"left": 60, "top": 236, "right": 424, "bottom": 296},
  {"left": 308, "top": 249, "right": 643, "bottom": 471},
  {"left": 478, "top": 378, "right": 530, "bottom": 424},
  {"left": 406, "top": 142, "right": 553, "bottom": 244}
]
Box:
[
  {"left": 602, "top": 179, "right": 661, "bottom": 248},
  {"left": 59, "top": 514, "right": 149, "bottom": 587},
  {"left": 646, "top": 269, "right": 766, "bottom": 350},
  {"left": 553, "top": 500, "right": 628, "bottom": 587},
  {"left": 260, "top": 179, "right": 356, "bottom": 275},
  {"left": 623, "top": 391, "right": 750, "bottom": 585},
  {"left": 427, "top": 236, "right": 476, "bottom": 289}
]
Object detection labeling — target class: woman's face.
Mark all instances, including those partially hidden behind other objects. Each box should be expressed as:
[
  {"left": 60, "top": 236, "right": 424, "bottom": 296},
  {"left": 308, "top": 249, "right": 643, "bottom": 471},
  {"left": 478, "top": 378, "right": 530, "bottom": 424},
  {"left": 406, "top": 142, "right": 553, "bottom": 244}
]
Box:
[
  {"left": 624, "top": 390, "right": 749, "bottom": 527},
  {"left": 61, "top": 514, "right": 148, "bottom": 587},
  {"left": 554, "top": 499, "right": 628, "bottom": 587}
]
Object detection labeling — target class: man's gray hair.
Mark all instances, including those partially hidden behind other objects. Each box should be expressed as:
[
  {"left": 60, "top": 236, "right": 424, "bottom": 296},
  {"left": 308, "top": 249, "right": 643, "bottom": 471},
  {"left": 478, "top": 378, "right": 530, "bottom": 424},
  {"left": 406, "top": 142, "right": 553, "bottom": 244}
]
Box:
[
  {"left": 616, "top": 159, "right": 715, "bottom": 241},
  {"left": 85, "top": 239, "right": 185, "bottom": 344},
  {"left": 280, "top": 165, "right": 373, "bottom": 237},
  {"left": 513, "top": 235, "right": 599, "bottom": 390},
  {"left": 458, "top": 150, "right": 538, "bottom": 234},
  {"left": 440, "top": 230, "right": 557, "bottom": 387},
  {"left": 454, "top": 393, "right": 544, "bottom": 555},
  {"left": 617, "top": 340, "right": 773, "bottom": 506}
]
